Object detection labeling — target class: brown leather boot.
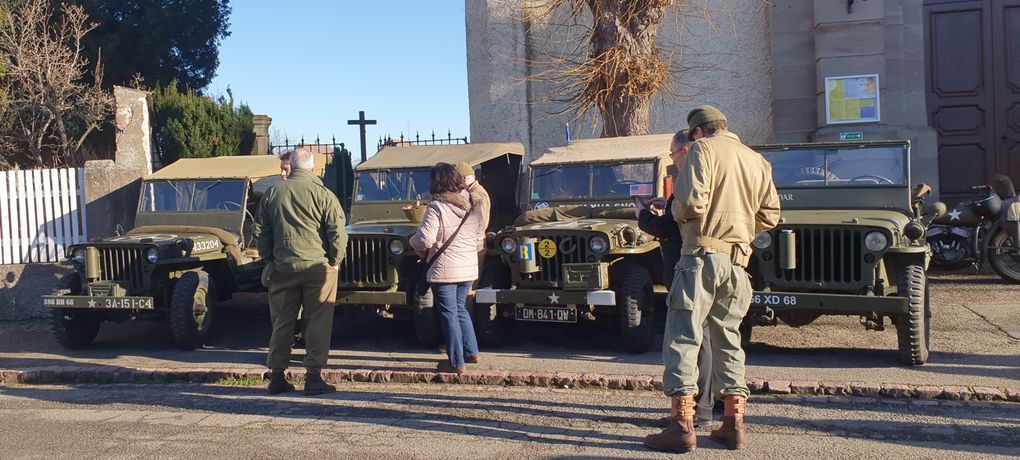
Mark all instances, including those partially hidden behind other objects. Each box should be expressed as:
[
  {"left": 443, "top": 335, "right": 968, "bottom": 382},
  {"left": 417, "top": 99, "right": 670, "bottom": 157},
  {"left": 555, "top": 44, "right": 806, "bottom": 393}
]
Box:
[
  {"left": 709, "top": 395, "right": 746, "bottom": 449},
  {"left": 267, "top": 369, "right": 295, "bottom": 394},
  {"left": 643, "top": 395, "right": 697, "bottom": 453},
  {"left": 303, "top": 368, "right": 336, "bottom": 396}
]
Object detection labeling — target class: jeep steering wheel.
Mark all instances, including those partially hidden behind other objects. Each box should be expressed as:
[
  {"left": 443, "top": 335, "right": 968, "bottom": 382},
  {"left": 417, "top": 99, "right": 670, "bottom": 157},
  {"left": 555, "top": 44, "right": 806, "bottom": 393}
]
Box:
[
  {"left": 216, "top": 201, "right": 243, "bottom": 211},
  {"left": 794, "top": 166, "right": 841, "bottom": 184},
  {"left": 850, "top": 175, "right": 895, "bottom": 185}
]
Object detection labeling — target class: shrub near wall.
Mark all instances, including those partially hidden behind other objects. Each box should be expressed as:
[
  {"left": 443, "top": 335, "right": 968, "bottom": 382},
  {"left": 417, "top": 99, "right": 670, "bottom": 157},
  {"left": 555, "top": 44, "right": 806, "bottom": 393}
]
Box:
[{"left": 152, "top": 83, "right": 255, "bottom": 163}]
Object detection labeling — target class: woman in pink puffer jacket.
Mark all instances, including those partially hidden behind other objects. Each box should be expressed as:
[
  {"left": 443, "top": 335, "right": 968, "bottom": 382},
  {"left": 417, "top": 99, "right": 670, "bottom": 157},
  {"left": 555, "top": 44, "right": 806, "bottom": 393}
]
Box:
[{"left": 410, "top": 163, "right": 485, "bottom": 374}]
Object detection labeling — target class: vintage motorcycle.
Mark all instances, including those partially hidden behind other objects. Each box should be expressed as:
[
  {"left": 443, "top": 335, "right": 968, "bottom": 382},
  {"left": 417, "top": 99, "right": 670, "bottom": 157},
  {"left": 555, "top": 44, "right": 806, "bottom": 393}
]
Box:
[{"left": 926, "top": 175, "right": 1020, "bottom": 283}]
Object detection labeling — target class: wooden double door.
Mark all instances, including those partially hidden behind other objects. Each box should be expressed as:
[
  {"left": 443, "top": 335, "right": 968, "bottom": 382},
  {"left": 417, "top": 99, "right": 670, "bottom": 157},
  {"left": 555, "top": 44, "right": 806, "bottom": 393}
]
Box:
[{"left": 926, "top": 0, "right": 1020, "bottom": 199}]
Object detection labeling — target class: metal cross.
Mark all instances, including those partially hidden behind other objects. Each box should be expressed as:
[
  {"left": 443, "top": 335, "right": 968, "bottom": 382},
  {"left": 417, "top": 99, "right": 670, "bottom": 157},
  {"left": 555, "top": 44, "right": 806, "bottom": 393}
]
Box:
[{"left": 347, "top": 110, "right": 377, "bottom": 163}]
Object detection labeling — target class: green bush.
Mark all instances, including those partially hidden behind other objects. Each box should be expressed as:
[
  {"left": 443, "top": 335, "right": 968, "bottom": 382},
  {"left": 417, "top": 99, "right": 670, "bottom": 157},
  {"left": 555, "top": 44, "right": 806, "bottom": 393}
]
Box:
[{"left": 152, "top": 83, "right": 254, "bottom": 163}]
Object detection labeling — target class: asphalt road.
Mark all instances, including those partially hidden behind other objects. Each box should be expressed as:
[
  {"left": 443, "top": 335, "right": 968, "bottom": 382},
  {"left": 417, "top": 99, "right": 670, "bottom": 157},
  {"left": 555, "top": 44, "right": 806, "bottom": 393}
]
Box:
[
  {"left": 1, "top": 273, "right": 1017, "bottom": 388},
  {"left": 0, "top": 383, "right": 1016, "bottom": 459}
]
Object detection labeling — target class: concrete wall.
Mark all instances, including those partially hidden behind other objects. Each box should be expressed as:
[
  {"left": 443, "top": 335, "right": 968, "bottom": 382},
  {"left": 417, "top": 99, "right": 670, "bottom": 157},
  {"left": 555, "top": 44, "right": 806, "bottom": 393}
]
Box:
[
  {"left": 0, "top": 264, "right": 74, "bottom": 320},
  {"left": 84, "top": 86, "right": 154, "bottom": 239},
  {"left": 467, "top": 0, "right": 774, "bottom": 161}
]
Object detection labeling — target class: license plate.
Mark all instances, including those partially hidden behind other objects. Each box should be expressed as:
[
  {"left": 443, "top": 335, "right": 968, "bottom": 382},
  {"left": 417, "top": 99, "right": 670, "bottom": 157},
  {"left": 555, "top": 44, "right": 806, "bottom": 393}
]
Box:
[
  {"left": 751, "top": 293, "right": 799, "bottom": 307},
  {"left": 515, "top": 306, "right": 577, "bottom": 323},
  {"left": 42, "top": 295, "right": 155, "bottom": 310}
]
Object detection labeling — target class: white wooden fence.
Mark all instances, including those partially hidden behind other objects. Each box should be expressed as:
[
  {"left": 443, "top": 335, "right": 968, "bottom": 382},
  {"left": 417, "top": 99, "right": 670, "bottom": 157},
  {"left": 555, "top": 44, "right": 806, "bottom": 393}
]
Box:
[{"left": 0, "top": 168, "right": 88, "bottom": 264}]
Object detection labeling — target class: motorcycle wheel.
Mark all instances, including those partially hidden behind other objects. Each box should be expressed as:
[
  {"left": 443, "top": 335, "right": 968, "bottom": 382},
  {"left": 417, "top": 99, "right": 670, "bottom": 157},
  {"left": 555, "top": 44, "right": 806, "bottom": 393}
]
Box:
[{"left": 988, "top": 229, "right": 1020, "bottom": 283}]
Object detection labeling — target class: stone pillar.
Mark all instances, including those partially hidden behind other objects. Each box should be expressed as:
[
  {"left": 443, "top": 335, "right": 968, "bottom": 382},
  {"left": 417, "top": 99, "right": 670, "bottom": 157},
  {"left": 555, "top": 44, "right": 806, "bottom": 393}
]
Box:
[
  {"left": 83, "top": 86, "right": 154, "bottom": 238},
  {"left": 466, "top": 0, "right": 533, "bottom": 156},
  {"left": 252, "top": 114, "right": 272, "bottom": 155}
]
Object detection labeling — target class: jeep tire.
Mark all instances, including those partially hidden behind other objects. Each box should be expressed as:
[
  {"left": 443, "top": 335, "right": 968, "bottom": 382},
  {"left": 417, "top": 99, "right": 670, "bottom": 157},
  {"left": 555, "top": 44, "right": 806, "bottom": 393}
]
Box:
[
  {"left": 895, "top": 264, "right": 929, "bottom": 365},
  {"left": 474, "top": 264, "right": 509, "bottom": 347},
  {"left": 51, "top": 309, "right": 102, "bottom": 349},
  {"left": 169, "top": 270, "right": 217, "bottom": 349},
  {"left": 412, "top": 289, "right": 441, "bottom": 347},
  {"left": 50, "top": 273, "right": 101, "bottom": 349},
  {"left": 617, "top": 266, "right": 654, "bottom": 353}
]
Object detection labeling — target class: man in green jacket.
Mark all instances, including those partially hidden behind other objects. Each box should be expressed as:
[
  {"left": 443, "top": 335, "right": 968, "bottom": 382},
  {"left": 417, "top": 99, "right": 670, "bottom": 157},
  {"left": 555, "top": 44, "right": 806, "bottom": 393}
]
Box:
[{"left": 255, "top": 147, "right": 348, "bottom": 396}]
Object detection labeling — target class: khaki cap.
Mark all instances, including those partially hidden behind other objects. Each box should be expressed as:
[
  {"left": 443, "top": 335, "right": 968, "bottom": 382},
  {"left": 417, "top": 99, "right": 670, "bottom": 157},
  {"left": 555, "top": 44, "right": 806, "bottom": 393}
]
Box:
[
  {"left": 455, "top": 162, "right": 474, "bottom": 176},
  {"left": 686, "top": 105, "right": 727, "bottom": 139}
]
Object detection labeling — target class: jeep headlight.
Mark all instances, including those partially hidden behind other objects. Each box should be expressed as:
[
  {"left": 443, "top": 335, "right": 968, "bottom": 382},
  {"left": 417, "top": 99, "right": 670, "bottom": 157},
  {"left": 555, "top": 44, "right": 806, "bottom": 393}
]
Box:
[
  {"left": 388, "top": 239, "right": 405, "bottom": 255},
  {"left": 752, "top": 232, "right": 773, "bottom": 249},
  {"left": 145, "top": 248, "right": 159, "bottom": 264},
  {"left": 500, "top": 237, "right": 516, "bottom": 254},
  {"left": 590, "top": 236, "right": 608, "bottom": 253},
  {"left": 72, "top": 248, "right": 86, "bottom": 264},
  {"left": 864, "top": 232, "right": 889, "bottom": 252}
]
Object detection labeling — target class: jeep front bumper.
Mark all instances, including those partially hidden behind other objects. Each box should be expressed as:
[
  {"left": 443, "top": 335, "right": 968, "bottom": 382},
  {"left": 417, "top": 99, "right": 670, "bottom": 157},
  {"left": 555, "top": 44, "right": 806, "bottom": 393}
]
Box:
[
  {"left": 750, "top": 291, "right": 909, "bottom": 314},
  {"left": 335, "top": 290, "right": 407, "bottom": 306},
  {"left": 42, "top": 295, "right": 154, "bottom": 310},
  {"left": 474, "top": 288, "right": 616, "bottom": 306}
]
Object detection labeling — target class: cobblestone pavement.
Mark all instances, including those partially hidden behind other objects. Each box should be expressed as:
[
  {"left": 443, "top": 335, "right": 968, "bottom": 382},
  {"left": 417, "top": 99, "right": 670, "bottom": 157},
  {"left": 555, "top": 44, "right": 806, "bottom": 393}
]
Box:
[
  {"left": 1, "top": 273, "right": 1017, "bottom": 390},
  {"left": 0, "top": 383, "right": 1017, "bottom": 459}
]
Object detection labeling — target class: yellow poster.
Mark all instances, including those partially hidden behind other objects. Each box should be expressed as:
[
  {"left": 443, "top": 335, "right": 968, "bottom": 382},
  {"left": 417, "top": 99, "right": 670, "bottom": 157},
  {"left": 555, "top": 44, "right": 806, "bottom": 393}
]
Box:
[{"left": 825, "top": 74, "right": 880, "bottom": 124}]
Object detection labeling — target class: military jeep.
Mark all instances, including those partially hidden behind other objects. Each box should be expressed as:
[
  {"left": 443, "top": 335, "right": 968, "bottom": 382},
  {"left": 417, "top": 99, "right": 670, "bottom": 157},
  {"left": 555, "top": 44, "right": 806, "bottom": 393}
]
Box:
[
  {"left": 42, "top": 155, "right": 331, "bottom": 349},
  {"left": 336, "top": 143, "right": 524, "bottom": 345},
  {"left": 476, "top": 134, "right": 674, "bottom": 352},
  {"left": 745, "top": 140, "right": 940, "bottom": 365}
]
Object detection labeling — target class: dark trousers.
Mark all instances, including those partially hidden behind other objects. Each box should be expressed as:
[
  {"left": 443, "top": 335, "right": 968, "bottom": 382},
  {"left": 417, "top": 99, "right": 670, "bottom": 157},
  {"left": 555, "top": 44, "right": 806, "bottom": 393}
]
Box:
[{"left": 661, "top": 239, "right": 714, "bottom": 421}]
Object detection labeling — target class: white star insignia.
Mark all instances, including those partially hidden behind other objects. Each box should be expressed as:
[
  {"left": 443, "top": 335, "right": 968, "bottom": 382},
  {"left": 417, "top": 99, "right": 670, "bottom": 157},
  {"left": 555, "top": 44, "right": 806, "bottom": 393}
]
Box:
[
  {"left": 948, "top": 209, "right": 962, "bottom": 221},
  {"left": 548, "top": 292, "right": 560, "bottom": 304},
  {"left": 87, "top": 299, "right": 97, "bottom": 308}
]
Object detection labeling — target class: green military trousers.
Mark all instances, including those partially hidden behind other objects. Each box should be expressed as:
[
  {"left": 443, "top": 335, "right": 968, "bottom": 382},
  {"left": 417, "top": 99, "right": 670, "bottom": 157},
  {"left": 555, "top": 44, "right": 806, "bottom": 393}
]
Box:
[
  {"left": 662, "top": 253, "right": 752, "bottom": 398},
  {"left": 266, "top": 263, "right": 338, "bottom": 370}
]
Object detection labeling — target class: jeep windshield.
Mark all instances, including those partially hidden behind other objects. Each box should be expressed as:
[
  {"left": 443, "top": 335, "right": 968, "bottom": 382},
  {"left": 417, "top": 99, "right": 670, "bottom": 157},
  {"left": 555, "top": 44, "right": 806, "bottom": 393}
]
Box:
[
  {"left": 759, "top": 145, "right": 907, "bottom": 188},
  {"left": 531, "top": 162, "right": 656, "bottom": 200},
  {"left": 139, "top": 180, "right": 246, "bottom": 212},
  {"left": 355, "top": 169, "right": 431, "bottom": 202}
]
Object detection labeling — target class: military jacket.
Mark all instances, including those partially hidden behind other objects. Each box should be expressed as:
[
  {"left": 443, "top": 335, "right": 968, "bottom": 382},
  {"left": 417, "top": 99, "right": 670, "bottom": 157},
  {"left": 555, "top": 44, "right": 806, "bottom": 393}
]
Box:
[
  {"left": 671, "top": 130, "right": 780, "bottom": 259},
  {"left": 255, "top": 169, "right": 348, "bottom": 273}
]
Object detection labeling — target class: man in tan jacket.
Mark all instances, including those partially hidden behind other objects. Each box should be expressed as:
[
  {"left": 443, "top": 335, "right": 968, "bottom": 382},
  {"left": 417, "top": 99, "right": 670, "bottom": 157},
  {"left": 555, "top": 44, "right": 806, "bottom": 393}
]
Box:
[
  {"left": 644, "top": 106, "right": 780, "bottom": 453},
  {"left": 456, "top": 162, "right": 490, "bottom": 251}
]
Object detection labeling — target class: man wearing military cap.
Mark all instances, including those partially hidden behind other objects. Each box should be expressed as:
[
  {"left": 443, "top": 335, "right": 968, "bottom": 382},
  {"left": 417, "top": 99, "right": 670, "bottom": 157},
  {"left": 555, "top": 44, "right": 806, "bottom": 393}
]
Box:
[
  {"left": 456, "top": 162, "right": 490, "bottom": 251},
  {"left": 644, "top": 105, "right": 780, "bottom": 452}
]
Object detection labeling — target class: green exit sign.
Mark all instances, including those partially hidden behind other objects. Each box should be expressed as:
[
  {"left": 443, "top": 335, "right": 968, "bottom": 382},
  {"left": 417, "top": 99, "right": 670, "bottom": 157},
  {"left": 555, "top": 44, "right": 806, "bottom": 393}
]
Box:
[{"left": 840, "top": 131, "right": 864, "bottom": 141}]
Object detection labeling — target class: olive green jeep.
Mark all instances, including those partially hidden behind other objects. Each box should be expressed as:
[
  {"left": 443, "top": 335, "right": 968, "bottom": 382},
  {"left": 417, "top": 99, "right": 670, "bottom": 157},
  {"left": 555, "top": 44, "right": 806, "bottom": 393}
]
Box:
[
  {"left": 42, "top": 154, "right": 332, "bottom": 349},
  {"left": 476, "top": 134, "right": 675, "bottom": 352},
  {"left": 336, "top": 143, "right": 524, "bottom": 346},
  {"left": 744, "top": 140, "right": 942, "bottom": 365}
]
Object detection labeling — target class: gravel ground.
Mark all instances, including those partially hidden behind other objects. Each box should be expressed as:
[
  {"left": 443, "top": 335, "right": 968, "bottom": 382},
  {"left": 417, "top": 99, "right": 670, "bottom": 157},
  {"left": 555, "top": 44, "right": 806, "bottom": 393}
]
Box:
[{"left": 0, "top": 383, "right": 1017, "bottom": 459}]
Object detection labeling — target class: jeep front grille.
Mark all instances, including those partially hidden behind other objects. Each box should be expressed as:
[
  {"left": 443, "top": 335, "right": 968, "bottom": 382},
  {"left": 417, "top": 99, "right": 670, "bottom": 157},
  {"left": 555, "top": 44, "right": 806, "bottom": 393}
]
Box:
[
  {"left": 523, "top": 235, "right": 589, "bottom": 285},
  {"left": 96, "top": 247, "right": 146, "bottom": 290},
  {"left": 339, "top": 237, "right": 391, "bottom": 289},
  {"left": 775, "top": 228, "right": 864, "bottom": 285}
]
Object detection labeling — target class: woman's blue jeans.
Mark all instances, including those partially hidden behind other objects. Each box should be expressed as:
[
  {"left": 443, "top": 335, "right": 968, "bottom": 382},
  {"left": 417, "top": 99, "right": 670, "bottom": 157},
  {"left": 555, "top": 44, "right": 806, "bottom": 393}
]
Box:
[{"left": 432, "top": 281, "right": 479, "bottom": 367}]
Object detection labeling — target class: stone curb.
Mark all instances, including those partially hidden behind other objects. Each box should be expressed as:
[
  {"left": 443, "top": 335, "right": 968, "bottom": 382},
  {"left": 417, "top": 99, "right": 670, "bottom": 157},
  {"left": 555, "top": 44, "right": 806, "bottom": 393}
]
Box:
[{"left": 1, "top": 366, "right": 1017, "bottom": 403}]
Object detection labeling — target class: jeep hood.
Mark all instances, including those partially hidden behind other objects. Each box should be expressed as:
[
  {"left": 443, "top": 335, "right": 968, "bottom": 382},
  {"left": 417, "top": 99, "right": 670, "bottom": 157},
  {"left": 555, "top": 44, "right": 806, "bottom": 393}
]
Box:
[
  {"left": 777, "top": 210, "right": 911, "bottom": 233},
  {"left": 347, "top": 221, "right": 419, "bottom": 238}
]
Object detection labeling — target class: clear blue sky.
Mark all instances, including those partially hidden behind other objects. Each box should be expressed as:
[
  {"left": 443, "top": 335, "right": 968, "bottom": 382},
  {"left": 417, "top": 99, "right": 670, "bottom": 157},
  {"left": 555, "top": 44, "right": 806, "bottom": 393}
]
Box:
[{"left": 207, "top": 1, "right": 469, "bottom": 157}]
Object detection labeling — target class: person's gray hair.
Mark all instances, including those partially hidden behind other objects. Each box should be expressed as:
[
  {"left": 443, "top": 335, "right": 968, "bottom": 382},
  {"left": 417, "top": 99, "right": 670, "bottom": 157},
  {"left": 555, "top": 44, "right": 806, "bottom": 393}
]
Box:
[
  {"left": 290, "top": 147, "right": 315, "bottom": 171},
  {"left": 671, "top": 129, "right": 688, "bottom": 149}
]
